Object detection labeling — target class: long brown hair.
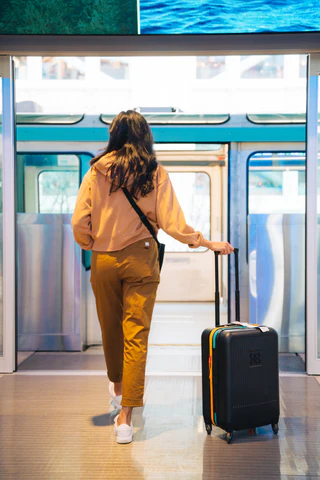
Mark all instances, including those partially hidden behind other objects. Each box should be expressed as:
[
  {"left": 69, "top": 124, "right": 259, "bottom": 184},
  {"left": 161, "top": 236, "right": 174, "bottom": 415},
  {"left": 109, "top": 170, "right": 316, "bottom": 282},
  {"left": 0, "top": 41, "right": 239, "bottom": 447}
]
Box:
[{"left": 91, "top": 110, "right": 158, "bottom": 198}]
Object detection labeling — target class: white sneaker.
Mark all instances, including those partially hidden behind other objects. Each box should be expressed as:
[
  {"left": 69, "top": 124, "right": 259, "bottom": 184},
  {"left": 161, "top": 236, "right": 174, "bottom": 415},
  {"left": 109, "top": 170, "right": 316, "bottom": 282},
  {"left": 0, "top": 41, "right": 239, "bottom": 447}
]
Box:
[
  {"left": 109, "top": 382, "right": 122, "bottom": 410},
  {"left": 114, "top": 414, "right": 133, "bottom": 444}
]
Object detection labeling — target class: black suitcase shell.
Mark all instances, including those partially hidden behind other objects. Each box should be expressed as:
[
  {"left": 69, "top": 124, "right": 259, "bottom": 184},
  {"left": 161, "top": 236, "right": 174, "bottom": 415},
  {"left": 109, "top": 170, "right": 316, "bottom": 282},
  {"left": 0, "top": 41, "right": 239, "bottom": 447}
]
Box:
[
  {"left": 214, "top": 327, "right": 279, "bottom": 431},
  {"left": 201, "top": 249, "right": 280, "bottom": 441}
]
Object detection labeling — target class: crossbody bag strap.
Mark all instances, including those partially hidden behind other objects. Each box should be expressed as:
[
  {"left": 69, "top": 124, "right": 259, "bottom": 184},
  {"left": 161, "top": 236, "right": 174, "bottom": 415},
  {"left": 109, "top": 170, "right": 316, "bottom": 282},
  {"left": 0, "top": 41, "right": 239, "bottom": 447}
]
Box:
[{"left": 122, "top": 187, "right": 159, "bottom": 245}]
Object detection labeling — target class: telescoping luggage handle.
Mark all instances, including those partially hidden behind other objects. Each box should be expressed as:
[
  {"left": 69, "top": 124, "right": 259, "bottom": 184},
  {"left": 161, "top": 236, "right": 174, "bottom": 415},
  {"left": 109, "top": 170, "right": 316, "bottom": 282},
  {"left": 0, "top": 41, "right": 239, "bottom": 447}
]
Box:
[{"left": 214, "top": 248, "right": 240, "bottom": 327}]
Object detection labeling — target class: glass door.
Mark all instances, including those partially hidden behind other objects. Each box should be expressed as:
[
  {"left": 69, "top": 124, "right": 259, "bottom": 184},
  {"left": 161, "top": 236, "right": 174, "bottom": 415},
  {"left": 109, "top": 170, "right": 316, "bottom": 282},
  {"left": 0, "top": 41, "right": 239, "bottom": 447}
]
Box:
[
  {"left": 156, "top": 164, "right": 221, "bottom": 302},
  {"left": 306, "top": 54, "right": 320, "bottom": 374},
  {"left": 0, "top": 57, "right": 16, "bottom": 373}
]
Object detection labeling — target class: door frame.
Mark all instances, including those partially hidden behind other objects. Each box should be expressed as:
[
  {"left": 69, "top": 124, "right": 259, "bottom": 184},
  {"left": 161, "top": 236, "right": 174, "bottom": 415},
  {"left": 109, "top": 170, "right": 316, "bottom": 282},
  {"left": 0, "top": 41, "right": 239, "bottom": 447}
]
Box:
[
  {"left": 306, "top": 53, "right": 320, "bottom": 374},
  {"left": 0, "top": 56, "right": 16, "bottom": 373},
  {"left": 1, "top": 49, "right": 319, "bottom": 372}
]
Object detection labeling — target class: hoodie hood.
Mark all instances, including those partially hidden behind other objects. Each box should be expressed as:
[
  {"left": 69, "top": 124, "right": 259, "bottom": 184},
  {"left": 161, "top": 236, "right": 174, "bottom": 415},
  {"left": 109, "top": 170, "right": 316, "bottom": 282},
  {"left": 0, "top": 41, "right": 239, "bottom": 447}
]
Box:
[
  {"left": 93, "top": 153, "right": 137, "bottom": 187},
  {"left": 93, "top": 153, "right": 114, "bottom": 177}
]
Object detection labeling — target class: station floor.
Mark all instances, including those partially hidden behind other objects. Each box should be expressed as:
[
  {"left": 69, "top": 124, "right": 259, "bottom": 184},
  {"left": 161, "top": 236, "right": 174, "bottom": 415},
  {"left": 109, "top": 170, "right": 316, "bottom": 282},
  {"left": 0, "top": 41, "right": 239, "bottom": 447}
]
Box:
[{"left": 1, "top": 304, "right": 320, "bottom": 479}]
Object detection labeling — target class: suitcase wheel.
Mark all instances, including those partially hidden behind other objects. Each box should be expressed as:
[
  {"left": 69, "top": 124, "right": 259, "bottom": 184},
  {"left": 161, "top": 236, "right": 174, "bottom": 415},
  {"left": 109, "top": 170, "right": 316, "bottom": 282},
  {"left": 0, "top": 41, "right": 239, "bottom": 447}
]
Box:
[
  {"left": 248, "top": 428, "right": 256, "bottom": 435},
  {"left": 205, "top": 424, "right": 212, "bottom": 435},
  {"left": 272, "top": 423, "right": 279, "bottom": 435},
  {"left": 226, "top": 432, "right": 233, "bottom": 444}
]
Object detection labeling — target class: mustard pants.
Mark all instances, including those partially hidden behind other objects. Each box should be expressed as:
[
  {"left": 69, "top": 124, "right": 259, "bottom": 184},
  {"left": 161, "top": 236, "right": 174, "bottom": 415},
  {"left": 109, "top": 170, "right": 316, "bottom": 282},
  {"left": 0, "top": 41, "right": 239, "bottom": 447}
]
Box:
[{"left": 90, "top": 238, "right": 160, "bottom": 407}]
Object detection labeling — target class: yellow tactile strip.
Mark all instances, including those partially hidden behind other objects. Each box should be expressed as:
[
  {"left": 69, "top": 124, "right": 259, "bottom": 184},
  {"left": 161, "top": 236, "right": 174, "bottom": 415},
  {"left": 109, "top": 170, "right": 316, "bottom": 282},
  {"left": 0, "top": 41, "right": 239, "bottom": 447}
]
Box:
[{"left": 0, "top": 374, "right": 320, "bottom": 479}]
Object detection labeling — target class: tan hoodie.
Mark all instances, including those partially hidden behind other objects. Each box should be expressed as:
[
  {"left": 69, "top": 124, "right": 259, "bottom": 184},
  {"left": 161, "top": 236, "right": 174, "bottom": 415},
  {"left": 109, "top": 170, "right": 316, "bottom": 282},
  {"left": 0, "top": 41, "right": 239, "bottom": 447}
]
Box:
[{"left": 72, "top": 154, "right": 204, "bottom": 252}]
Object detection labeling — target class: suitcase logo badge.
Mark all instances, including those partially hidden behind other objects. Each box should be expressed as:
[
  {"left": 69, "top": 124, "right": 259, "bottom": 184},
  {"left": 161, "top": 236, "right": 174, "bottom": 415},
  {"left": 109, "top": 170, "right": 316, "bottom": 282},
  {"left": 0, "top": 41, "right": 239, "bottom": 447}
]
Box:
[{"left": 249, "top": 351, "right": 262, "bottom": 367}]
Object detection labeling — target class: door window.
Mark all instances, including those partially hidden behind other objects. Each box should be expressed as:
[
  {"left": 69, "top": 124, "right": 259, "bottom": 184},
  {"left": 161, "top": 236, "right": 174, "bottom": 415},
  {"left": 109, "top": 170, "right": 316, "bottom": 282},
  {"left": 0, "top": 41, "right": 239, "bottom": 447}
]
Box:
[
  {"left": 248, "top": 152, "right": 306, "bottom": 214},
  {"left": 16, "top": 153, "right": 91, "bottom": 213},
  {"left": 38, "top": 170, "right": 79, "bottom": 213}
]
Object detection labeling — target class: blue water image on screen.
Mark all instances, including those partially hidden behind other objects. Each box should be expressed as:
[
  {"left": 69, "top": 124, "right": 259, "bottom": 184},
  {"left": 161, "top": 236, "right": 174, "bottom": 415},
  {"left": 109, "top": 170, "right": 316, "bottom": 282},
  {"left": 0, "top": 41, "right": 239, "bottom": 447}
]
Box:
[{"left": 140, "top": 0, "right": 320, "bottom": 34}]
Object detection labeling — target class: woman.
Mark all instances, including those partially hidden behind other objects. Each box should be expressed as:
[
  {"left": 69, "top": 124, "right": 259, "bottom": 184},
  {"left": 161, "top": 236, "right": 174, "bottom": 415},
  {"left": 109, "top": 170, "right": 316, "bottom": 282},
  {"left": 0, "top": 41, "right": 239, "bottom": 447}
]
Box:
[{"left": 72, "top": 110, "right": 234, "bottom": 444}]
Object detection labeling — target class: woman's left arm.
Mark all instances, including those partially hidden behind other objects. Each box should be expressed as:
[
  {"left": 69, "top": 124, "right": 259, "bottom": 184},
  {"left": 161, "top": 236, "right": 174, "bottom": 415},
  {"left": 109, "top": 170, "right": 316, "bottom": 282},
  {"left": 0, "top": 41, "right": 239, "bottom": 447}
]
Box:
[{"left": 72, "top": 174, "right": 94, "bottom": 250}]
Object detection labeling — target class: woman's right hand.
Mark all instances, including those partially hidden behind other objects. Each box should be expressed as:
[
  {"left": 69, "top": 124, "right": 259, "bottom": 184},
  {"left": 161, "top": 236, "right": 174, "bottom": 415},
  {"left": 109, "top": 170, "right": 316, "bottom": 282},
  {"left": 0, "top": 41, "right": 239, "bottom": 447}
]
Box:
[{"left": 210, "top": 241, "right": 234, "bottom": 255}]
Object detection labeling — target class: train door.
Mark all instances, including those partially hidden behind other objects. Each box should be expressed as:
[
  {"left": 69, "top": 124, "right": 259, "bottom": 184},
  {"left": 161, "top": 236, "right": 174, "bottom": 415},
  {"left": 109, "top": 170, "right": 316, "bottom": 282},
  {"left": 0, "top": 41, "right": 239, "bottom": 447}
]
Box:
[
  {"left": 16, "top": 152, "right": 92, "bottom": 352},
  {"left": 156, "top": 164, "right": 221, "bottom": 302},
  {"left": 229, "top": 140, "right": 306, "bottom": 354}
]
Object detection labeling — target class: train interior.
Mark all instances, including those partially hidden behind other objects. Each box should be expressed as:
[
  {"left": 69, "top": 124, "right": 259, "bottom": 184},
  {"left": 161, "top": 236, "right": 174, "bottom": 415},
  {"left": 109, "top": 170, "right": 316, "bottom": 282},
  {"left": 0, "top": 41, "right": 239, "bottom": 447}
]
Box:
[{"left": 15, "top": 54, "right": 307, "bottom": 376}]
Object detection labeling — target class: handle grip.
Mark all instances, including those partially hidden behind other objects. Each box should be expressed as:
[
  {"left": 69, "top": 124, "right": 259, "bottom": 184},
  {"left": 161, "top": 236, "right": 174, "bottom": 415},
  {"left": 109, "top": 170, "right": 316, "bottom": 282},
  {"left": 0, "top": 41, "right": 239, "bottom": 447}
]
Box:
[{"left": 214, "top": 248, "right": 240, "bottom": 326}]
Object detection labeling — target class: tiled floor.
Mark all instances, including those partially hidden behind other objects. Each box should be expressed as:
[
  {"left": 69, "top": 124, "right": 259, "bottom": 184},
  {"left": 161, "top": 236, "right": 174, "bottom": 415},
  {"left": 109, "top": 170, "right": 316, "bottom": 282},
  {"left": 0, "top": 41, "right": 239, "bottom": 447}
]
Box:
[
  {"left": 2, "top": 301, "right": 319, "bottom": 479},
  {"left": 0, "top": 372, "right": 320, "bottom": 479}
]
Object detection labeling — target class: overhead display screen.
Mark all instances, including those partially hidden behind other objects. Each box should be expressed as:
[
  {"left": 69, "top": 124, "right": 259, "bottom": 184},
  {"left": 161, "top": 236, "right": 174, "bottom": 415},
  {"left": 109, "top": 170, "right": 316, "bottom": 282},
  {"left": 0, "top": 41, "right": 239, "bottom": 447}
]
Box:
[
  {"left": 140, "top": 0, "right": 320, "bottom": 34},
  {"left": 0, "top": 0, "right": 319, "bottom": 35}
]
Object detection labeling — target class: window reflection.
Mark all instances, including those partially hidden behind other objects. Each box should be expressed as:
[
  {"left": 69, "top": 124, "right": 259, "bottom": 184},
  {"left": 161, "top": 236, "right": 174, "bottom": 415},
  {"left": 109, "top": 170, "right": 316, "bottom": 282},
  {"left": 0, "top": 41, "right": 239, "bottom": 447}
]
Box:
[
  {"left": 100, "top": 58, "right": 129, "bottom": 80},
  {"left": 248, "top": 152, "right": 306, "bottom": 214},
  {"left": 16, "top": 100, "right": 43, "bottom": 113},
  {"left": 241, "top": 55, "right": 284, "bottom": 79},
  {"left": 38, "top": 171, "right": 79, "bottom": 213},
  {"left": 196, "top": 56, "right": 225, "bottom": 79},
  {"left": 14, "top": 57, "right": 27, "bottom": 80},
  {"left": 42, "top": 57, "right": 85, "bottom": 80},
  {"left": 299, "top": 55, "right": 307, "bottom": 78}
]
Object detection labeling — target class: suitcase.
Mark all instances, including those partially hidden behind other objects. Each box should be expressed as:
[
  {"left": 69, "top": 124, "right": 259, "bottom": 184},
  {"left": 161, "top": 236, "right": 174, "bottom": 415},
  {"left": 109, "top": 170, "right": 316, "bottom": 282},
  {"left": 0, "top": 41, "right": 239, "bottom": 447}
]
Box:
[{"left": 201, "top": 248, "right": 280, "bottom": 443}]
